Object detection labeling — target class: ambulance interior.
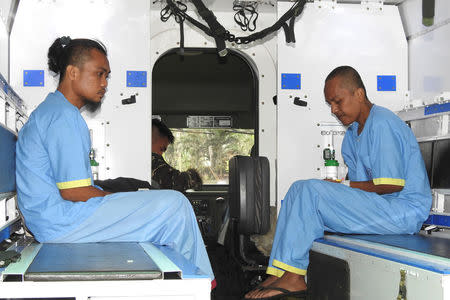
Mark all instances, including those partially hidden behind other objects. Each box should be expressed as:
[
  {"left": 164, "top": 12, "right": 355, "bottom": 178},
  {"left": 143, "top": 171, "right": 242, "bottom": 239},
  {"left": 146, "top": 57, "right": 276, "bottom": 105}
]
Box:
[{"left": 0, "top": 0, "right": 449, "bottom": 299}]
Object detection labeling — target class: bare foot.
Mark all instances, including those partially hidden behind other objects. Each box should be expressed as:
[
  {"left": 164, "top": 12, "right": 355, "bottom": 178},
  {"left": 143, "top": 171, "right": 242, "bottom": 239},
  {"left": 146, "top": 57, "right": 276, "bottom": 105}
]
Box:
[
  {"left": 246, "top": 272, "right": 307, "bottom": 299},
  {"left": 245, "top": 275, "right": 278, "bottom": 298}
]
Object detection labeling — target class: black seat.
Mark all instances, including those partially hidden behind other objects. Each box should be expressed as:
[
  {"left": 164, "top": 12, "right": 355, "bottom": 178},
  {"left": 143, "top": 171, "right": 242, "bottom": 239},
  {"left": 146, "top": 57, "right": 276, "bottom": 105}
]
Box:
[{"left": 226, "top": 155, "right": 270, "bottom": 267}]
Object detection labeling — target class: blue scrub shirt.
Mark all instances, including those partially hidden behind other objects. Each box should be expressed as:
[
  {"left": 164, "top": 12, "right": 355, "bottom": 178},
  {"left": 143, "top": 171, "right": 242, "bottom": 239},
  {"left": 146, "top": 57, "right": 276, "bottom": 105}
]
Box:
[
  {"left": 342, "top": 104, "right": 431, "bottom": 221},
  {"left": 16, "top": 91, "right": 103, "bottom": 242}
]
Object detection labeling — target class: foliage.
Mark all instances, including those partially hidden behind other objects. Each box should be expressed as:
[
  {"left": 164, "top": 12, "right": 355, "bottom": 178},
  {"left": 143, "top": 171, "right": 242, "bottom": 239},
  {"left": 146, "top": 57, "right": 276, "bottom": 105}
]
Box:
[{"left": 164, "top": 128, "right": 254, "bottom": 184}]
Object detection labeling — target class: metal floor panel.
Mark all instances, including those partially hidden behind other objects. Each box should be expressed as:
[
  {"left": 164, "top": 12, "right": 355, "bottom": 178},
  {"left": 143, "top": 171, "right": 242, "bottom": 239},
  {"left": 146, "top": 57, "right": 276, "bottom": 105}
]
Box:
[{"left": 25, "top": 243, "right": 162, "bottom": 281}]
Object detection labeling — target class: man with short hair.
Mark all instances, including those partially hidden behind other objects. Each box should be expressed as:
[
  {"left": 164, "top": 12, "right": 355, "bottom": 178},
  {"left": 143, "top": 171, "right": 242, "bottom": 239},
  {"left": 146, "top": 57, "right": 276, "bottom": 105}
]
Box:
[
  {"left": 16, "top": 37, "right": 214, "bottom": 286},
  {"left": 152, "top": 118, "right": 203, "bottom": 191},
  {"left": 245, "top": 66, "right": 431, "bottom": 299}
]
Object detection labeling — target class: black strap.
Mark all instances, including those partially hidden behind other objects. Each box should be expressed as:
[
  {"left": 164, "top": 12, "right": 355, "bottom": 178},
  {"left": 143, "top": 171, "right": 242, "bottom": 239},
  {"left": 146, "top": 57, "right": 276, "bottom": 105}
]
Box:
[
  {"left": 160, "top": 1, "right": 187, "bottom": 55},
  {"left": 233, "top": 3, "right": 259, "bottom": 32},
  {"left": 191, "top": 0, "right": 228, "bottom": 56},
  {"left": 259, "top": 286, "right": 308, "bottom": 296},
  {"left": 234, "top": 5, "right": 248, "bottom": 31},
  {"left": 281, "top": 23, "right": 291, "bottom": 43},
  {"left": 234, "top": 0, "right": 307, "bottom": 44},
  {"left": 288, "top": 15, "right": 296, "bottom": 43},
  {"left": 161, "top": 0, "right": 307, "bottom": 47},
  {"left": 178, "top": 19, "right": 185, "bottom": 55},
  {"left": 260, "top": 286, "right": 291, "bottom": 294},
  {"left": 246, "top": 5, "right": 258, "bottom": 32}
]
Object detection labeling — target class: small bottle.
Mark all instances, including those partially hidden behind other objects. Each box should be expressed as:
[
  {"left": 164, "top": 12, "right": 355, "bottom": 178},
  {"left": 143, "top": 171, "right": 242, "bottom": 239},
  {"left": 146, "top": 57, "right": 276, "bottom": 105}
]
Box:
[
  {"left": 323, "top": 148, "right": 339, "bottom": 180},
  {"left": 325, "top": 160, "right": 339, "bottom": 180}
]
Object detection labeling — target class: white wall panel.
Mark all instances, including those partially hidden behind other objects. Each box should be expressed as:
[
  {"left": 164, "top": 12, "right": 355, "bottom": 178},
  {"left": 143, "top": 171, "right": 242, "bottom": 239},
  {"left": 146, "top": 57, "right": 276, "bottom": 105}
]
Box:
[
  {"left": 277, "top": 3, "right": 408, "bottom": 207},
  {"left": 10, "top": 0, "right": 151, "bottom": 181},
  {"left": 0, "top": 17, "right": 7, "bottom": 79},
  {"left": 399, "top": 0, "right": 449, "bottom": 37},
  {"left": 0, "top": 0, "right": 10, "bottom": 79},
  {"left": 399, "top": 0, "right": 450, "bottom": 102},
  {"left": 0, "top": 0, "right": 13, "bottom": 28}
]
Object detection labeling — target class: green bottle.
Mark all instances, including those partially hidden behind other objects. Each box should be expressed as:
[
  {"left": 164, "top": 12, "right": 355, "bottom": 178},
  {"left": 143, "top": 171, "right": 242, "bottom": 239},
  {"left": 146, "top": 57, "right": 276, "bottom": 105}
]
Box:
[
  {"left": 323, "top": 148, "right": 339, "bottom": 180},
  {"left": 89, "top": 149, "right": 99, "bottom": 180}
]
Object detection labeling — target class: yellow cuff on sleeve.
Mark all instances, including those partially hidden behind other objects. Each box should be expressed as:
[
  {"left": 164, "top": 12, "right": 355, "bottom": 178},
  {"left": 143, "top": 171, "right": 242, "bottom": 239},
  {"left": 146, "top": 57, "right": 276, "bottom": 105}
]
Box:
[
  {"left": 266, "top": 266, "right": 285, "bottom": 278},
  {"left": 57, "top": 178, "right": 92, "bottom": 189},
  {"left": 273, "top": 259, "right": 307, "bottom": 276},
  {"left": 373, "top": 178, "right": 405, "bottom": 186}
]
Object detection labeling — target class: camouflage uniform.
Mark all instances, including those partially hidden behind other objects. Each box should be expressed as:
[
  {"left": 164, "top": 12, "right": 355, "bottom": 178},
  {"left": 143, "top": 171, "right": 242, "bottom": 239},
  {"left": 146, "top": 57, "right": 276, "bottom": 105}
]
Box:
[{"left": 151, "top": 153, "right": 202, "bottom": 192}]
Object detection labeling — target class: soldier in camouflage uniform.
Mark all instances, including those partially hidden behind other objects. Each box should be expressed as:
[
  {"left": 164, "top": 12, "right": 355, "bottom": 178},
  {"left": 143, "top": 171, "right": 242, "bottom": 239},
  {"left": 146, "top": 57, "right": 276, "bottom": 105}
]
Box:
[{"left": 152, "top": 119, "right": 203, "bottom": 192}]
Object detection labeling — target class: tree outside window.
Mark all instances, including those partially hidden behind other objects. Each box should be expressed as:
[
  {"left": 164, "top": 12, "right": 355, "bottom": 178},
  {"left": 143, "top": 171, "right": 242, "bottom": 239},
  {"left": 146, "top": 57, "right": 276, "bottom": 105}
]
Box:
[{"left": 164, "top": 128, "right": 254, "bottom": 184}]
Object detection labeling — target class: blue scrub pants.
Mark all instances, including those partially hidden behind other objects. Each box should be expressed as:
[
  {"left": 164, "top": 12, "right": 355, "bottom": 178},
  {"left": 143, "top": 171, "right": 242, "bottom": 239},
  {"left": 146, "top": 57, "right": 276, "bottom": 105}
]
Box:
[
  {"left": 50, "top": 190, "right": 214, "bottom": 280},
  {"left": 267, "top": 179, "right": 423, "bottom": 277}
]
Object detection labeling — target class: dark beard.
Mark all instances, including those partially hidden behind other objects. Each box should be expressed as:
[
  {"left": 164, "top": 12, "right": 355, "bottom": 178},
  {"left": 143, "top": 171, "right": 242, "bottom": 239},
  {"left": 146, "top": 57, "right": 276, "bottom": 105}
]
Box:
[{"left": 83, "top": 99, "right": 102, "bottom": 113}]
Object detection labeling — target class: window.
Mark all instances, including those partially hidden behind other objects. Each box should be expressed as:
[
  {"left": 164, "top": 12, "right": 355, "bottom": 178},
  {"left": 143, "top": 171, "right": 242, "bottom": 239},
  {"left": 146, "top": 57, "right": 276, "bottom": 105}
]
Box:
[{"left": 164, "top": 128, "right": 254, "bottom": 184}]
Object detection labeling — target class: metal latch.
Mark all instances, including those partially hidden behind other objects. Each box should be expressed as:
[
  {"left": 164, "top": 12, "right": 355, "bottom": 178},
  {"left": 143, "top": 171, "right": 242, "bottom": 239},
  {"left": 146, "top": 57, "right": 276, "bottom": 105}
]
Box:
[{"left": 397, "top": 269, "right": 407, "bottom": 300}]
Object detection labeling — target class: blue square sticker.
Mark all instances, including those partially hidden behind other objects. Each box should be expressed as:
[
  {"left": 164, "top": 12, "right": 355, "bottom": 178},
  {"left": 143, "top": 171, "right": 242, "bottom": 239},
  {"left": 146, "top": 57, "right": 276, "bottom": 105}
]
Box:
[
  {"left": 377, "top": 75, "right": 396, "bottom": 91},
  {"left": 23, "top": 70, "right": 44, "bottom": 87},
  {"left": 281, "top": 73, "right": 301, "bottom": 90},
  {"left": 127, "top": 71, "right": 147, "bottom": 87}
]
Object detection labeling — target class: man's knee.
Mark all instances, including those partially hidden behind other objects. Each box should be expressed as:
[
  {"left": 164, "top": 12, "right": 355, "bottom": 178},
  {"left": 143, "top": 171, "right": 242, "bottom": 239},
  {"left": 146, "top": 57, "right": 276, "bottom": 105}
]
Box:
[
  {"left": 289, "top": 179, "right": 306, "bottom": 191},
  {"left": 284, "top": 179, "right": 325, "bottom": 206},
  {"left": 160, "top": 189, "right": 187, "bottom": 204},
  {"left": 284, "top": 180, "right": 308, "bottom": 205},
  {"left": 289, "top": 179, "right": 322, "bottom": 193},
  {"left": 165, "top": 190, "right": 194, "bottom": 214},
  {"left": 137, "top": 190, "right": 191, "bottom": 214}
]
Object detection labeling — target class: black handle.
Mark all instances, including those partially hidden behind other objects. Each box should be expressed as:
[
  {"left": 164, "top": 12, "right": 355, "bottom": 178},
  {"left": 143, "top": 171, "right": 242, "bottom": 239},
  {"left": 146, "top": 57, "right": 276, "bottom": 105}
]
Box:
[
  {"left": 122, "top": 94, "right": 136, "bottom": 105},
  {"left": 293, "top": 97, "right": 307, "bottom": 107}
]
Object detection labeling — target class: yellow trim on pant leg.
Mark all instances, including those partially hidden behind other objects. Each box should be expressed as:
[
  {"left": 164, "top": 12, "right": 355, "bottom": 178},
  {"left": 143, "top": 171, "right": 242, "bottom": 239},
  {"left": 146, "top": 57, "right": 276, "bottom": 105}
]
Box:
[
  {"left": 273, "top": 259, "right": 307, "bottom": 276},
  {"left": 266, "top": 266, "right": 284, "bottom": 278},
  {"left": 373, "top": 178, "right": 405, "bottom": 186},
  {"left": 57, "top": 178, "right": 92, "bottom": 189}
]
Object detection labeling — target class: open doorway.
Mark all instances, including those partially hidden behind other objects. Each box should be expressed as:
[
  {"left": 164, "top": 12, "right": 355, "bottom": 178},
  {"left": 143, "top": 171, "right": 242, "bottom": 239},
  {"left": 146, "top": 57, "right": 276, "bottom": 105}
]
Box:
[
  {"left": 152, "top": 48, "right": 262, "bottom": 298},
  {"left": 152, "top": 48, "right": 259, "bottom": 186}
]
